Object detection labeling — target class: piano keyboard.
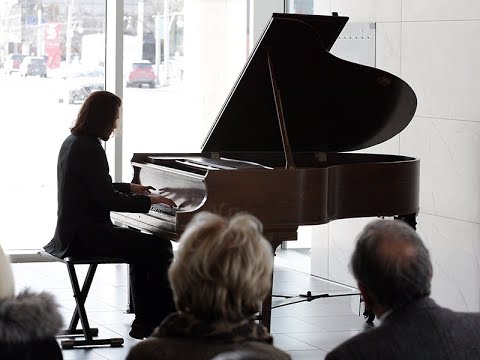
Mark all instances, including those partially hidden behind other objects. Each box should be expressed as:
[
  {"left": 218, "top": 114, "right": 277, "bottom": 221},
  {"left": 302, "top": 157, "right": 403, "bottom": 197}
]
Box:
[{"left": 149, "top": 203, "right": 177, "bottom": 217}]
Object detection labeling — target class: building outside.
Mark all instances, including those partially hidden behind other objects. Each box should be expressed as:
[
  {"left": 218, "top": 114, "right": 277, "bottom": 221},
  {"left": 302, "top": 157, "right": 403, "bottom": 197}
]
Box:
[{"left": 0, "top": 0, "right": 183, "bottom": 70}]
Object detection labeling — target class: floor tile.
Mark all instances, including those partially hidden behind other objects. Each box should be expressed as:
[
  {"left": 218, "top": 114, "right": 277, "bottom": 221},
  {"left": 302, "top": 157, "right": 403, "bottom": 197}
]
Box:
[
  {"left": 289, "top": 349, "right": 328, "bottom": 360},
  {"left": 270, "top": 317, "right": 324, "bottom": 333},
  {"left": 273, "top": 333, "right": 318, "bottom": 351},
  {"left": 287, "top": 330, "right": 362, "bottom": 352},
  {"left": 299, "top": 314, "right": 369, "bottom": 331}
]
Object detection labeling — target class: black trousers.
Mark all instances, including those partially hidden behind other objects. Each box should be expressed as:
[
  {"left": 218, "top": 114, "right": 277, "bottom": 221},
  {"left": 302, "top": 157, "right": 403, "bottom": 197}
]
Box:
[{"left": 66, "top": 225, "right": 176, "bottom": 326}]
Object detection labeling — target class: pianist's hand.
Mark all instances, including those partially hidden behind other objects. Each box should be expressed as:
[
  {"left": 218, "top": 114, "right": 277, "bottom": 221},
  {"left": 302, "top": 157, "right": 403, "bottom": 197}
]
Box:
[
  {"left": 130, "top": 183, "right": 155, "bottom": 194},
  {"left": 148, "top": 194, "right": 177, "bottom": 208}
]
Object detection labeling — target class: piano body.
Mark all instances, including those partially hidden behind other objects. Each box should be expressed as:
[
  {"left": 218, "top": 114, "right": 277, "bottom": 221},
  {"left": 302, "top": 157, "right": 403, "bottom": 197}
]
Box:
[{"left": 112, "top": 13, "right": 419, "bottom": 329}]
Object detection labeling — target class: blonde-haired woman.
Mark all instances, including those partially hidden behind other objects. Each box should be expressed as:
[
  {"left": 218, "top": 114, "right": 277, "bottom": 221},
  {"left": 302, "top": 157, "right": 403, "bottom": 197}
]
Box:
[
  {"left": 127, "top": 211, "right": 290, "bottom": 360},
  {"left": 0, "top": 244, "right": 63, "bottom": 359}
]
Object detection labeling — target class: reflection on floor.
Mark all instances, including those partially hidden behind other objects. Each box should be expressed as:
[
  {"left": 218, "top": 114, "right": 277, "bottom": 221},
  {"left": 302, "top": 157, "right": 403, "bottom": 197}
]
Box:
[{"left": 11, "top": 256, "right": 375, "bottom": 360}]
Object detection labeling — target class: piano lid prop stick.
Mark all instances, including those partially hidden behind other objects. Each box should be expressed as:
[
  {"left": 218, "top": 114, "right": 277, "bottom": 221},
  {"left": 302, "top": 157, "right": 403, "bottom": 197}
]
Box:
[{"left": 266, "top": 48, "right": 296, "bottom": 170}]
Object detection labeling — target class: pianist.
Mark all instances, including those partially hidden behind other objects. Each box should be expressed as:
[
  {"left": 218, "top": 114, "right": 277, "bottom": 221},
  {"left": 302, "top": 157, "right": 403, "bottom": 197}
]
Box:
[
  {"left": 44, "top": 91, "right": 177, "bottom": 339},
  {"left": 126, "top": 211, "right": 291, "bottom": 360}
]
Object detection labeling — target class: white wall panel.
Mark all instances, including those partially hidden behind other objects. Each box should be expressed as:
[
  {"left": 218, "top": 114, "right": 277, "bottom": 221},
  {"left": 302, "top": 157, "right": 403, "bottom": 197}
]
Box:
[
  {"left": 401, "top": 116, "right": 480, "bottom": 223},
  {"left": 310, "top": 223, "right": 330, "bottom": 278},
  {"left": 402, "top": 21, "right": 480, "bottom": 122},
  {"left": 375, "top": 22, "right": 401, "bottom": 76},
  {"left": 418, "top": 213, "right": 480, "bottom": 311},
  {"left": 331, "top": 0, "right": 401, "bottom": 22},
  {"left": 403, "top": 0, "right": 480, "bottom": 21}
]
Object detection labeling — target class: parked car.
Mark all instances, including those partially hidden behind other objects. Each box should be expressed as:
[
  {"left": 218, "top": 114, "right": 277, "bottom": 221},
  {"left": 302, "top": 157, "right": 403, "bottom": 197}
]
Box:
[
  {"left": 58, "top": 67, "right": 105, "bottom": 104},
  {"left": 19, "top": 56, "right": 47, "bottom": 77},
  {"left": 4, "top": 54, "right": 27, "bottom": 74},
  {"left": 126, "top": 60, "right": 156, "bottom": 88}
]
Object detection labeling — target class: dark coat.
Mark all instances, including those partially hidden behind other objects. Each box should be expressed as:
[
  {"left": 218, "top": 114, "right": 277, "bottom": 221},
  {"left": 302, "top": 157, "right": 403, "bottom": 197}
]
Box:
[
  {"left": 126, "top": 313, "right": 291, "bottom": 360},
  {"left": 0, "top": 291, "right": 63, "bottom": 360},
  {"left": 44, "top": 134, "right": 150, "bottom": 257},
  {"left": 326, "top": 297, "right": 480, "bottom": 360},
  {"left": 127, "top": 338, "right": 290, "bottom": 360}
]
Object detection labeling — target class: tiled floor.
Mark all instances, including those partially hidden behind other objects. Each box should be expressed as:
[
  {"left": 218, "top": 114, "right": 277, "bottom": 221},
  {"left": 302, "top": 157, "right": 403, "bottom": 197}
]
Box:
[{"left": 11, "top": 253, "right": 375, "bottom": 360}]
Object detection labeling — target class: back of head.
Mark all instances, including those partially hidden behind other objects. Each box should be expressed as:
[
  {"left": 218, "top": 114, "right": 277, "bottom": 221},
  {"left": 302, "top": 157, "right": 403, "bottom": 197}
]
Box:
[
  {"left": 169, "top": 211, "right": 273, "bottom": 322},
  {"left": 70, "top": 90, "right": 122, "bottom": 140},
  {"left": 351, "top": 219, "right": 432, "bottom": 310},
  {"left": 0, "top": 244, "right": 15, "bottom": 300}
]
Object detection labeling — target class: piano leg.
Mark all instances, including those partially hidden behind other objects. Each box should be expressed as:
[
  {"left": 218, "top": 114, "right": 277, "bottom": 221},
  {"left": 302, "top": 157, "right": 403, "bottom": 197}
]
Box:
[
  {"left": 128, "top": 278, "right": 135, "bottom": 313},
  {"left": 260, "top": 240, "right": 283, "bottom": 331},
  {"left": 261, "top": 286, "right": 273, "bottom": 331},
  {"left": 363, "top": 307, "right": 375, "bottom": 325}
]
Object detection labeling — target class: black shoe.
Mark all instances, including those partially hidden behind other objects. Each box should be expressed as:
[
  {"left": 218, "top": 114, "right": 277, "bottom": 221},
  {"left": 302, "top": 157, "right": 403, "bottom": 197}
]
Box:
[{"left": 129, "top": 319, "right": 156, "bottom": 340}]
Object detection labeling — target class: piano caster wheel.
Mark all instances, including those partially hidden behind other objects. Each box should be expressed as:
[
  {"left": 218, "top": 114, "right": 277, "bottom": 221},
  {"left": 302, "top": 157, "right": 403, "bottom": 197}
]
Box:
[{"left": 363, "top": 309, "right": 375, "bottom": 324}]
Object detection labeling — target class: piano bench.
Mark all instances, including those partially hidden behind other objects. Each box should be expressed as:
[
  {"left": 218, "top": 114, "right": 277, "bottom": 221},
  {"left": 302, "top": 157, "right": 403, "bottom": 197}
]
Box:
[{"left": 37, "top": 251, "right": 125, "bottom": 349}]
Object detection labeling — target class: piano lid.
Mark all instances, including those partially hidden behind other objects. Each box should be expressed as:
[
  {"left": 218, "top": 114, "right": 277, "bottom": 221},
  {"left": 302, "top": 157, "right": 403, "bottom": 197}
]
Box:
[{"left": 202, "top": 13, "right": 417, "bottom": 153}]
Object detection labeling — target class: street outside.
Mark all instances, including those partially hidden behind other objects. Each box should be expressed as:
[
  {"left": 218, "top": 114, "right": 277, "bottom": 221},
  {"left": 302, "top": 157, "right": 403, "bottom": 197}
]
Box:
[{"left": 0, "top": 71, "right": 208, "bottom": 250}]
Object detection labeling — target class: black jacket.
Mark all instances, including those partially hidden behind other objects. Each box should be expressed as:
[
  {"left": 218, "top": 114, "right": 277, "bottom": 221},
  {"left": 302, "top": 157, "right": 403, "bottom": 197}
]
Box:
[
  {"left": 326, "top": 297, "right": 480, "bottom": 360},
  {"left": 0, "top": 291, "right": 63, "bottom": 360},
  {"left": 44, "top": 134, "right": 150, "bottom": 257}
]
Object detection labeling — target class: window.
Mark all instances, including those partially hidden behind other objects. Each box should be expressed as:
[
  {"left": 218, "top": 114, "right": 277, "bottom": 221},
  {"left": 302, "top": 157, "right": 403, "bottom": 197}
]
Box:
[
  {"left": 0, "top": 0, "right": 106, "bottom": 251},
  {"left": 121, "top": 0, "right": 249, "bottom": 182}
]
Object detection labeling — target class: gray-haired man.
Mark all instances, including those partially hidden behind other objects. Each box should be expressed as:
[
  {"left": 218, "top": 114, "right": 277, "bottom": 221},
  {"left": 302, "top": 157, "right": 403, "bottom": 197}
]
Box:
[{"left": 326, "top": 219, "right": 480, "bottom": 360}]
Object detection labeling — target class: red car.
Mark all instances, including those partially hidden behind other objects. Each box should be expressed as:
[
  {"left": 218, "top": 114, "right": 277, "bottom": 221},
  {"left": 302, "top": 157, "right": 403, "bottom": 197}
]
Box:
[{"left": 126, "top": 60, "right": 156, "bottom": 88}]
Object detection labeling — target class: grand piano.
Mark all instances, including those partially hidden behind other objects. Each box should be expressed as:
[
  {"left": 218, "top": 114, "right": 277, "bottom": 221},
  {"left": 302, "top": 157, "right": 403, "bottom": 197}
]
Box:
[{"left": 112, "top": 12, "right": 419, "bottom": 330}]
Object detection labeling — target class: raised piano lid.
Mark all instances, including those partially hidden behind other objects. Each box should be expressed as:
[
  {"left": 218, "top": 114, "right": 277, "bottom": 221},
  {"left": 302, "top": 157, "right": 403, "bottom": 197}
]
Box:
[{"left": 201, "top": 13, "right": 417, "bottom": 154}]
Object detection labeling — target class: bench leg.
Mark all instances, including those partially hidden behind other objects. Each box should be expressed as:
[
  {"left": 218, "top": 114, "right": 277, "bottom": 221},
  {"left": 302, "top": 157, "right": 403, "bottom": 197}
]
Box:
[
  {"left": 59, "top": 263, "right": 123, "bottom": 348},
  {"left": 66, "top": 263, "right": 97, "bottom": 341}
]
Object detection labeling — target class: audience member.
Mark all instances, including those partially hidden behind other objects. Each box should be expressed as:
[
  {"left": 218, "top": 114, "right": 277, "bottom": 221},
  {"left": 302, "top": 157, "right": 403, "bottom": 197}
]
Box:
[
  {"left": 126, "top": 211, "right": 291, "bottom": 360},
  {"left": 0, "top": 244, "right": 63, "bottom": 359},
  {"left": 326, "top": 219, "right": 480, "bottom": 360}
]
